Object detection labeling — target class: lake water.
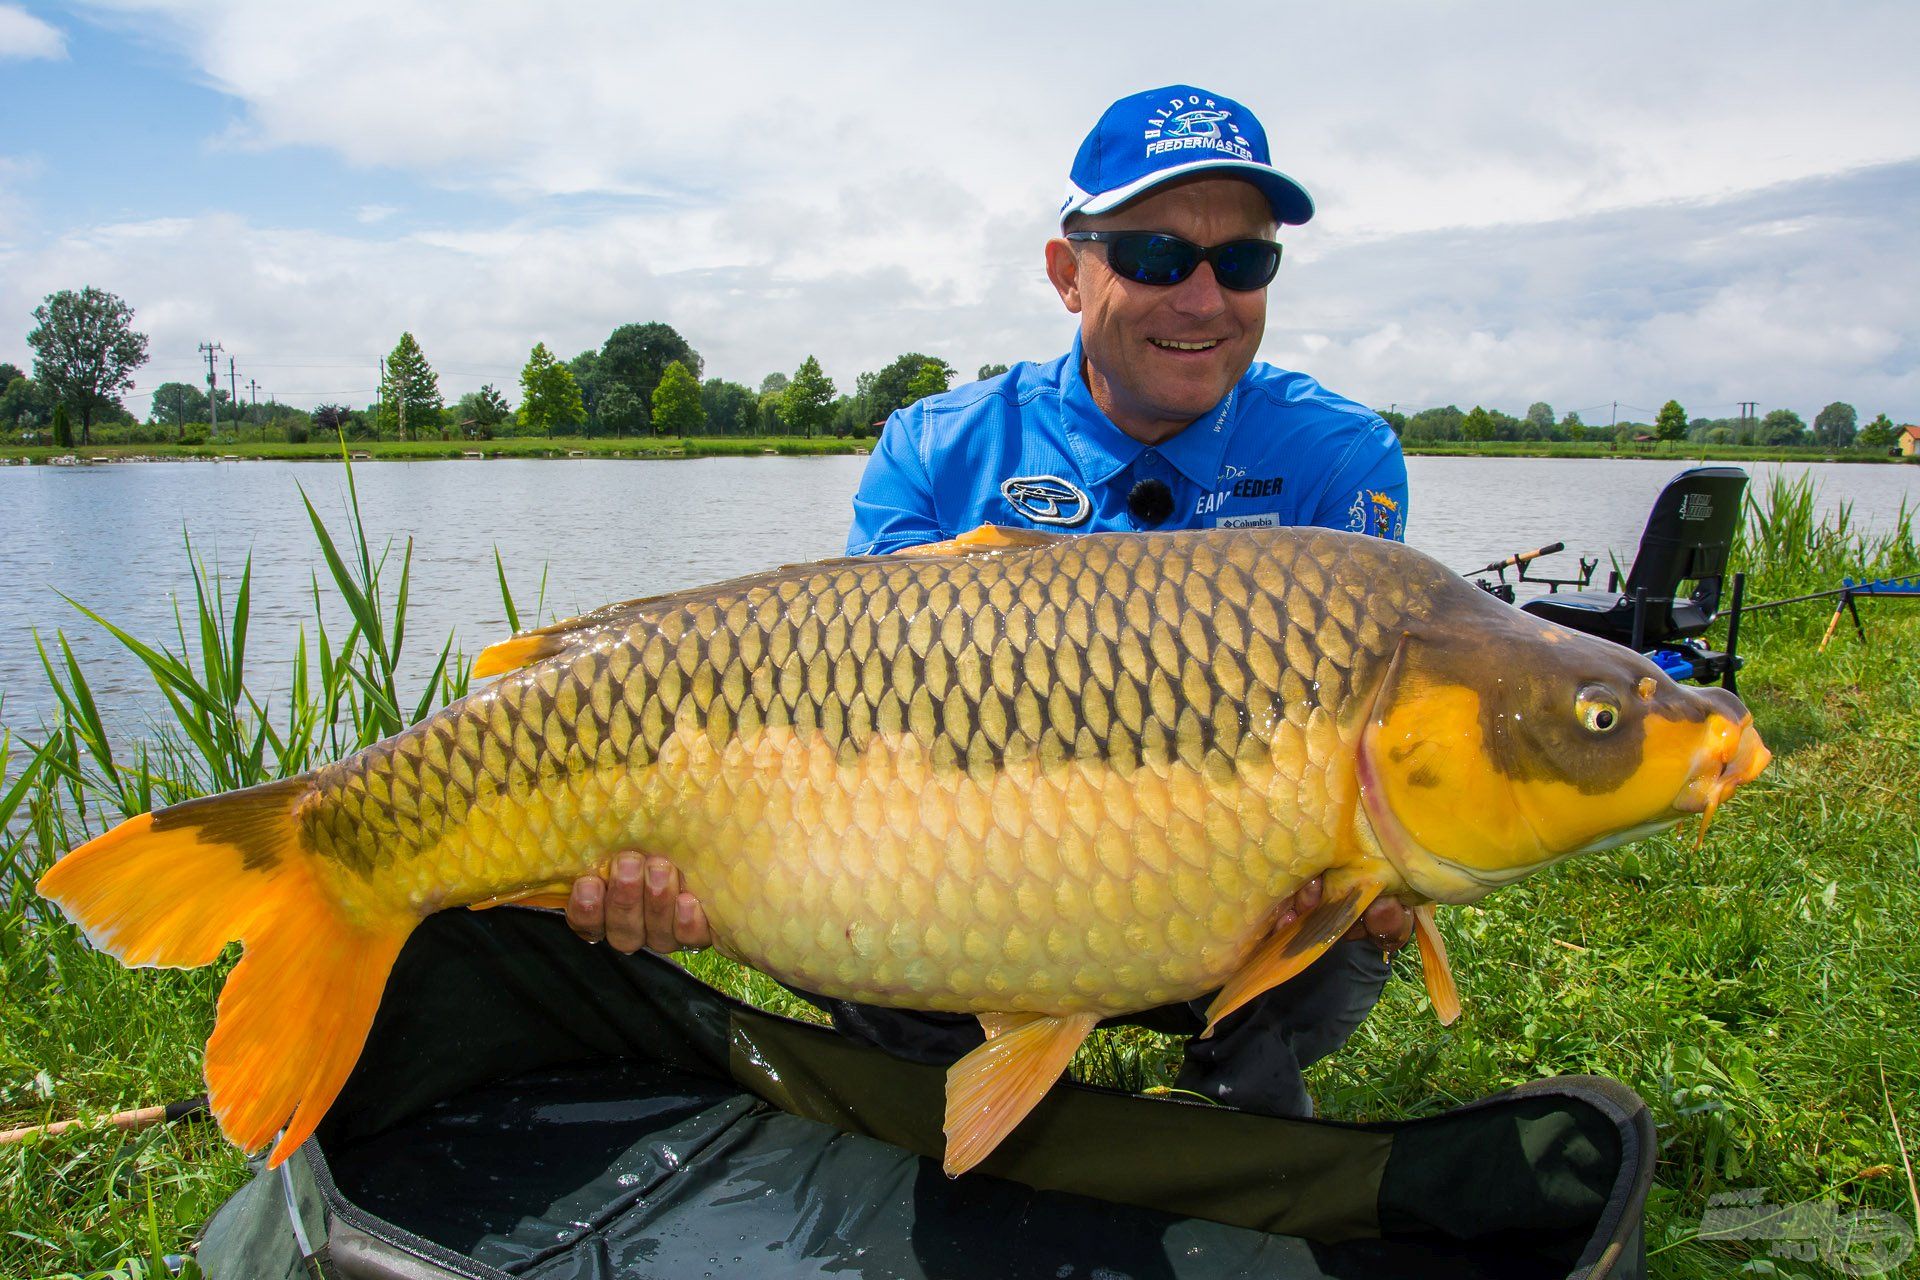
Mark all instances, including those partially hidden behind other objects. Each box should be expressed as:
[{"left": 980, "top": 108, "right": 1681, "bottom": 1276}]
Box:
[{"left": 0, "top": 455, "right": 1914, "bottom": 735}]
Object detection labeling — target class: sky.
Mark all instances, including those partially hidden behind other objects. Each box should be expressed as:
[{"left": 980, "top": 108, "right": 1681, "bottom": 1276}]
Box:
[{"left": 1, "top": 1, "right": 1917, "bottom": 425}]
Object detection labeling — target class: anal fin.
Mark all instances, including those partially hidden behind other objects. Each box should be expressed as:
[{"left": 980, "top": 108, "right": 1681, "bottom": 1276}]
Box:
[
  {"left": 1202, "top": 873, "right": 1385, "bottom": 1036},
  {"left": 944, "top": 1012, "right": 1098, "bottom": 1176},
  {"left": 1412, "top": 903, "right": 1461, "bottom": 1025}
]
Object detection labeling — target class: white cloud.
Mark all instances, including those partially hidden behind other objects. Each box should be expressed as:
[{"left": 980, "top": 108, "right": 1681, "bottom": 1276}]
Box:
[
  {"left": 0, "top": 4, "right": 63, "bottom": 59},
  {"left": 5, "top": 2, "right": 1915, "bottom": 419}
]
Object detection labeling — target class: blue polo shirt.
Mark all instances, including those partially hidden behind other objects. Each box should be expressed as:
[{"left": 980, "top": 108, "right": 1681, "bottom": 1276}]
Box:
[{"left": 847, "top": 335, "right": 1407, "bottom": 555}]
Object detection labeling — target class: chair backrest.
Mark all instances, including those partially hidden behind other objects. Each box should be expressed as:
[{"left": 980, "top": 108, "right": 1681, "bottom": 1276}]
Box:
[{"left": 1623, "top": 466, "right": 1748, "bottom": 617}]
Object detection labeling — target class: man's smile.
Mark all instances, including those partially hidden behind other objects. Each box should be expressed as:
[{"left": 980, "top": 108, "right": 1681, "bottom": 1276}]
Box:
[{"left": 1148, "top": 338, "right": 1224, "bottom": 352}]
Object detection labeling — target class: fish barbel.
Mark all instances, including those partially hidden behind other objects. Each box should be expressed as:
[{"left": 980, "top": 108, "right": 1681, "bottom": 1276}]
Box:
[{"left": 39, "top": 524, "right": 1769, "bottom": 1175}]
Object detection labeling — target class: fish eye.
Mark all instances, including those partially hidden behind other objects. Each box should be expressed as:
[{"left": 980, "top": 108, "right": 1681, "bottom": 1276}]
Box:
[{"left": 1576, "top": 689, "right": 1621, "bottom": 733}]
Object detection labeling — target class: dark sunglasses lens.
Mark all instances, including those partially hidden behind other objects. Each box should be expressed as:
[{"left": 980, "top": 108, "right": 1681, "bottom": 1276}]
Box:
[
  {"left": 1109, "top": 233, "right": 1200, "bottom": 285},
  {"left": 1212, "top": 240, "right": 1281, "bottom": 291}
]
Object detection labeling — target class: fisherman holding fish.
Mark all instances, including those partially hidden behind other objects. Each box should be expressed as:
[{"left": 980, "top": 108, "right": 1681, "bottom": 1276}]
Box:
[{"left": 569, "top": 85, "right": 1418, "bottom": 1120}]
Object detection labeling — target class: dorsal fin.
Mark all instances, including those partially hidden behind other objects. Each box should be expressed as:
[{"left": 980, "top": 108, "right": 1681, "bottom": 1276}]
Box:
[
  {"left": 472, "top": 526, "right": 1064, "bottom": 678},
  {"left": 900, "top": 524, "right": 1066, "bottom": 557}
]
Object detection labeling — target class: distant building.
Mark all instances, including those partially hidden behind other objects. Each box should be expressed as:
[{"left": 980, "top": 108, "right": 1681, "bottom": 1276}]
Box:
[{"left": 1900, "top": 425, "right": 1920, "bottom": 457}]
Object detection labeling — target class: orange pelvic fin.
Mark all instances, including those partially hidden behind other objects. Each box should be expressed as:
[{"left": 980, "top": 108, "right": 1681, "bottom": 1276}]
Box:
[
  {"left": 1202, "top": 873, "right": 1385, "bottom": 1036},
  {"left": 36, "top": 777, "right": 415, "bottom": 1167},
  {"left": 1411, "top": 903, "right": 1461, "bottom": 1026},
  {"left": 943, "top": 1011, "right": 1098, "bottom": 1177},
  {"left": 466, "top": 882, "right": 575, "bottom": 912}
]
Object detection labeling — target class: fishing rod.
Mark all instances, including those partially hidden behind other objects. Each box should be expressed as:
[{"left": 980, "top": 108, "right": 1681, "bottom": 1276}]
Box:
[
  {"left": 0, "top": 1095, "right": 208, "bottom": 1147},
  {"left": 1460, "top": 541, "right": 1598, "bottom": 603}
]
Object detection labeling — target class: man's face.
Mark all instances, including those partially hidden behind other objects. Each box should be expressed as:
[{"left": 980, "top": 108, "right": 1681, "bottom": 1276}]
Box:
[{"left": 1046, "top": 177, "right": 1276, "bottom": 443}]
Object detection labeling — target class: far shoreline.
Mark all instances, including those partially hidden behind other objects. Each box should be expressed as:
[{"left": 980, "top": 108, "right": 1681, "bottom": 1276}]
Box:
[{"left": 0, "top": 436, "right": 1912, "bottom": 466}]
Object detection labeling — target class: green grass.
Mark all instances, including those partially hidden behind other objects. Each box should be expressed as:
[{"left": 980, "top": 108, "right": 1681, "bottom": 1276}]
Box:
[
  {"left": 0, "top": 434, "right": 869, "bottom": 464},
  {"left": 2, "top": 474, "right": 1916, "bottom": 1277}
]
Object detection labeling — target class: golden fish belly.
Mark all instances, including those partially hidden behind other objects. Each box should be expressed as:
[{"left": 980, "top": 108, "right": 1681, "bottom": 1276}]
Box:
[{"left": 306, "top": 528, "right": 1402, "bottom": 1013}]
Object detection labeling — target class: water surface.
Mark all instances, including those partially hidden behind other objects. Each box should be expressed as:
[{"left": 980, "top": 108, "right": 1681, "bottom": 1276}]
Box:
[{"left": 0, "top": 455, "right": 1912, "bottom": 733}]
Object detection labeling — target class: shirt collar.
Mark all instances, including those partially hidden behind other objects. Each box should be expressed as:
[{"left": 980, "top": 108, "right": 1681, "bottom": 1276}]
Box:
[{"left": 1058, "top": 332, "right": 1241, "bottom": 489}]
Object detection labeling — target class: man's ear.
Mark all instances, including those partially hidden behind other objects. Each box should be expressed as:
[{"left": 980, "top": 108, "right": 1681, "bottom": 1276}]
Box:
[{"left": 1044, "top": 237, "right": 1083, "bottom": 315}]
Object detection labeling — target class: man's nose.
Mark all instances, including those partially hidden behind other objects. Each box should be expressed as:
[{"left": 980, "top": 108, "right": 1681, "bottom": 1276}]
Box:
[{"left": 1167, "top": 261, "right": 1229, "bottom": 318}]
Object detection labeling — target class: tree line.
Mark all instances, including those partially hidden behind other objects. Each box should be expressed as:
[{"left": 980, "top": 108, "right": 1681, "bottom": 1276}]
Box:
[
  {"left": 2, "top": 285, "right": 1908, "bottom": 452},
  {"left": 1382, "top": 399, "right": 1902, "bottom": 450}
]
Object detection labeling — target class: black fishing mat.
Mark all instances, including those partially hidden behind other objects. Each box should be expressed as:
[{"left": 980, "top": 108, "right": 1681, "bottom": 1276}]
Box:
[{"left": 197, "top": 909, "right": 1653, "bottom": 1280}]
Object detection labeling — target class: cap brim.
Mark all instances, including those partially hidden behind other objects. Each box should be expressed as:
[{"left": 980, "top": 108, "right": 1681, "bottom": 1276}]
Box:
[{"left": 1065, "top": 158, "right": 1314, "bottom": 227}]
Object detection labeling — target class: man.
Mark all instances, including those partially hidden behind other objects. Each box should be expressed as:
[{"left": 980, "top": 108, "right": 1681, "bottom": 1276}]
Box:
[{"left": 569, "top": 85, "right": 1414, "bottom": 1118}]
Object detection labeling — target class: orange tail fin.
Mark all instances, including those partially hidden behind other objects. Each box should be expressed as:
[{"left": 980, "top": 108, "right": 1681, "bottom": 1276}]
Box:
[{"left": 37, "top": 778, "right": 414, "bottom": 1165}]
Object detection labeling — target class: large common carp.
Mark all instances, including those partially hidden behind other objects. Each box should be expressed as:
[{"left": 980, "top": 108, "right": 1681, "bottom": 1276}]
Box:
[{"left": 39, "top": 525, "right": 1769, "bottom": 1175}]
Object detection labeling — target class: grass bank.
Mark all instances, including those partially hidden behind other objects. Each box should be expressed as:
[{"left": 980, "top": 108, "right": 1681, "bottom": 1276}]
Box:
[
  {"left": 1, "top": 478, "right": 1916, "bottom": 1278},
  {"left": 1398, "top": 440, "right": 1914, "bottom": 464},
  {"left": 0, "top": 435, "right": 867, "bottom": 464}
]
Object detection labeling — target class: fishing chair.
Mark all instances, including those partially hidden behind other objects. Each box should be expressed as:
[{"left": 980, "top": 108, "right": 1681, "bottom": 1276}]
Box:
[{"left": 1521, "top": 466, "right": 1749, "bottom": 691}]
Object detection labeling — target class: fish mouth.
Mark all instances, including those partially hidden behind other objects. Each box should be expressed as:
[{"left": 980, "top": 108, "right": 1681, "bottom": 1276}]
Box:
[{"left": 1671, "top": 712, "right": 1771, "bottom": 840}]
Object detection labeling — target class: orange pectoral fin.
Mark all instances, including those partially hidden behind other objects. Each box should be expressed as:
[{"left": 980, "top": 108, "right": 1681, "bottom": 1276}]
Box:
[
  {"left": 1202, "top": 874, "right": 1385, "bottom": 1036},
  {"left": 943, "top": 1012, "right": 1098, "bottom": 1177},
  {"left": 1412, "top": 903, "right": 1461, "bottom": 1026}
]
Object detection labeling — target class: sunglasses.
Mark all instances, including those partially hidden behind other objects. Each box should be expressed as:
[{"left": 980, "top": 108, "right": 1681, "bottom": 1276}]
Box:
[{"left": 1064, "top": 231, "right": 1282, "bottom": 291}]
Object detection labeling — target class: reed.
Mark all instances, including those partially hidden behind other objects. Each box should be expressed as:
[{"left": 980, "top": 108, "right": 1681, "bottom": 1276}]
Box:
[{"left": 0, "top": 475, "right": 1914, "bottom": 1277}]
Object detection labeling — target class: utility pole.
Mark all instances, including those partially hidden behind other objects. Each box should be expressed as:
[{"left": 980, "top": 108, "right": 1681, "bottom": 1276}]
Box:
[
  {"left": 199, "top": 341, "right": 223, "bottom": 438},
  {"left": 1738, "top": 400, "right": 1758, "bottom": 441},
  {"left": 1611, "top": 401, "right": 1619, "bottom": 428},
  {"left": 377, "top": 357, "right": 385, "bottom": 440}
]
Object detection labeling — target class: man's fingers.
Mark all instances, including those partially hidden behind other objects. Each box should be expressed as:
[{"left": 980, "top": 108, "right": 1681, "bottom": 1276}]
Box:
[
  {"left": 642, "top": 856, "right": 682, "bottom": 953},
  {"left": 1278, "top": 874, "right": 1324, "bottom": 926},
  {"left": 603, "top": 853, "right": 648, "bottom": 954},
  {"left": 566, "top": 874, "right": 606, "bottom": 943},
  {"left": 673, "top": 893, "right": 713, "bottom": 950},
  {"left": 1343, "top": 898, "right": 1414, "bottom": 951}
]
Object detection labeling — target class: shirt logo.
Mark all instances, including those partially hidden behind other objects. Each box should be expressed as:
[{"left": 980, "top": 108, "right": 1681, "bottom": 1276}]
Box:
[
  {"left": 1144, "top": 95, "right": 1253, "bottom": 161},
  {"left": 1346, "top": 488, "right": 1404, "bottom": 539},
  {"left": 1002, "top": 475, "right": 1091, "bottom": 526}
]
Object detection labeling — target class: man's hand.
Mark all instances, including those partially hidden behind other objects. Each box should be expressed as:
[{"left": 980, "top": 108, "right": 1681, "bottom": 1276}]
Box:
[
  {"left": 567, "top": 852, "right": 712, "bottom": 954},
  {"left": 1278, "top": 876, "right": 1414, "bottom": 952}
]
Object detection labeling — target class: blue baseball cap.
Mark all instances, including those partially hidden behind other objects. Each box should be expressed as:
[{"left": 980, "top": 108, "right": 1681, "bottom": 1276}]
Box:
[{"left": 1060, "top": 85, "right": 1313, "bottom": 228}]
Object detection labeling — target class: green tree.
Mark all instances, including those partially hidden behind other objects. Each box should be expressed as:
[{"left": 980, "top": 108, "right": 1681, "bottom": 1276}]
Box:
[
  {"left": 148, "top": 381, "right": 209, "bottom": 433},
  {"left": 700, "top": 379, "right": 759, "bottom": 435},
  {"left": 378, "top": 332, "right": 443, "bottom": 439},
  {"left": 518, "top": 342, "right": 585, "bottom": 433},
  {"left": 977, "top": 362, "right": 1011, "bottom": 381},
  {"left": 1813, "top": 401, "right": 1857, "bottom": 448},
  {"left": 781, "top": 355, "right": 836, "bottom": 438},
  {"left": 27, "top": 286, "right": 150, "bottom": 445},
  {"left": 52, "top": 402, "right": 73, "bottom": 448},
  {"left": 1377, "top": 408, "right": 1407, "bottom": 435},
  {"left": 758, "top": 389, "right": 787, "bottom": 435},
  {"left": 1655, "top": 399, "right": 1688, "bottom": 443},
  {"left": 600, "top": 382, "right": 648, "bottom": 436},
  {"left": 1759, "top": 408, "right": 1806, "bottom": 445},
  {"left": 455, "top": 384, "right": 512, "bottom": 438},
  {"left": 567, "top": 350, "right": 602, "bottom": 434},
  {"left": 1525, "top": 402, "right": 1555, "bottom": 433},
  {"left": 1, "top": 374, "right": 53, "bottom": 433},
  {"left": 904, "top": 357, "right": 955, "bottom": 405},
  {"left": 650, "top": 360, "right": 705, "bottom": 435},
  {"left": 864, "top": 352, "right": 941, "bottom": 420},
  {"left": 1859, "top": 412, "right": 1897, "bottom": 449},
  {"left": 1403, "top": 405, "right": 1464, "bottom": 442},
  {"left": 1559, "top": 411, "right": 1585, "bottom": 441},
  {"left": 760, "top": 371, "right": 790, "bottom": 396},
  {"left": 601, "top": 323, "right": 702, "bottom": 422},
  {"left": 1462, "top": 405, "right": 1495, "bottom": 442}
]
